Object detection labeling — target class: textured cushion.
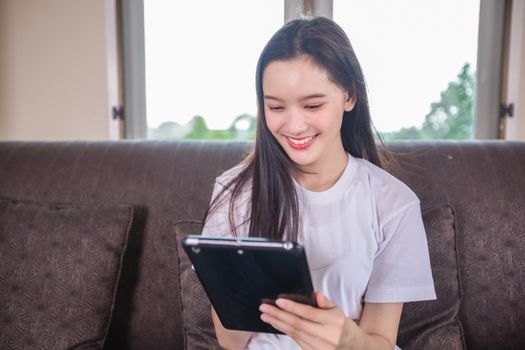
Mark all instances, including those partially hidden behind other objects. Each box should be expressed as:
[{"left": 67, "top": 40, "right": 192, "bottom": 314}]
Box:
[
  {"left": 174, "top": 220, "right": 221, "bottom": 350},
  {"left": 0, "top": 198, "right": 133, "bottom": 350},
  {"left": 397, "top": 205, "right": 465, "bottom": 349}
]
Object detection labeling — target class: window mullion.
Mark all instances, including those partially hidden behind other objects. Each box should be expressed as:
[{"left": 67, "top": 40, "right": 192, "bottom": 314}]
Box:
[{"left": 285, "top": 0, "right": 333, "bottom": 22}]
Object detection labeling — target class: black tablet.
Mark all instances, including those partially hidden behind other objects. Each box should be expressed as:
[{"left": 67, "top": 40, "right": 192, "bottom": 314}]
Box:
[{"left": 181, "top": 235, "right": 317, "bottom": 334}]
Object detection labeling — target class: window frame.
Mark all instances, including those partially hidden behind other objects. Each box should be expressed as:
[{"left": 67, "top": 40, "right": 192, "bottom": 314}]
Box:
[
  {"left": 121, "top": 0, "right": 507, "bottom": 140},
  {"left": 475, "top": 0, "right": 507, "bottom": 139},
  {"left": 120, "top": 0, "right": 147, "bottom": 139}
]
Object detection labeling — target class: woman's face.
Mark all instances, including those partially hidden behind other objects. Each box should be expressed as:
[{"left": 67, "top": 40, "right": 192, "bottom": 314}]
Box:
[{"left": 263, "top": 56, "right": 355, "bottom": 172}]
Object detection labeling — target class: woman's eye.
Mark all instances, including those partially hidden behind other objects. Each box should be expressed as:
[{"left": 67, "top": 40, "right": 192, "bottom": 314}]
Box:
[
  {"left": 268, "top": 106, "right": 284, "bottom": 111},
  {"left": 305, "top": 104, "right": 322, "bottom": 110}
]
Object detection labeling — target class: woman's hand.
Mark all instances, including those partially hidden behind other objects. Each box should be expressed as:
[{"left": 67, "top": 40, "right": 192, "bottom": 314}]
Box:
[
  {"left": 259, "top": 292, "right": 355, "bottom": 350},
  {"left": 259, "top": 293, "right": 402, "bottom": 350}
]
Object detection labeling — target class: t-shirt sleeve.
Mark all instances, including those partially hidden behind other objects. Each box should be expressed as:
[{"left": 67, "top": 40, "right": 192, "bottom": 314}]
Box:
[
  {"left": 201, "top": 180, "right": 232, "bottom": 237},
  {"left": 201, "top": 178, "right": 250, "bottom": 238},
  {"left": 364, "top": 201, "right": 436, "bottom": 303}
]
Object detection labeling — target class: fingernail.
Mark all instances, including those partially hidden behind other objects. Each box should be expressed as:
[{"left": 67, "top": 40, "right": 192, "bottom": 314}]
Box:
[{"left": 275, "top": 299, "right": 285, "bottom": 308}]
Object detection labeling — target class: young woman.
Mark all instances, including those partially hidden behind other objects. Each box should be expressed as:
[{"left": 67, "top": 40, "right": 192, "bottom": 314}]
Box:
[{"left": 202, "top": 17, "right": 436, "bottom": 350}]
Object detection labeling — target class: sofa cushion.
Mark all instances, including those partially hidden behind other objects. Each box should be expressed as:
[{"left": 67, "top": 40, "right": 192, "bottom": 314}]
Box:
[
  {"left": 0, "top": 198, "right": 133, "bottom": 350},
  {"left": 397, "top": 204, "right": 465, "bottom": 349},
  {"left": 174, "top": 220, "right": 222, "bottom": 350}
]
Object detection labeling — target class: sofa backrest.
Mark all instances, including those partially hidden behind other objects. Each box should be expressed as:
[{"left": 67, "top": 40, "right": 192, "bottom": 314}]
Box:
[
  {"left": 386, "top": 141, "right": 525, "bottom": 349},
  {"left": 0, "top": 140, "right": 523, "bottom": 349},
  {"left": 0, "top": 141, "right": 250, "bottom": 349}
]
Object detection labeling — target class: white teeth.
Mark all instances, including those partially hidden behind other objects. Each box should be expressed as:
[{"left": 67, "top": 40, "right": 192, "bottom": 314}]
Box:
[{"left": 288, "top": 136, "right": 313, "bottom": 145}]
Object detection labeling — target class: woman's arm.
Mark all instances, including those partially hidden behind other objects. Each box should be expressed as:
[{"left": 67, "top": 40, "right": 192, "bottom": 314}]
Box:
[
  {"left": 211, "top": 307, "right": 253, "bottom": 350},
  {"left": 340, "top": 302, "right": 403, "bottom": 349},
  {"left": 259, "top": 292, "right": 403, "bottom": 350}
]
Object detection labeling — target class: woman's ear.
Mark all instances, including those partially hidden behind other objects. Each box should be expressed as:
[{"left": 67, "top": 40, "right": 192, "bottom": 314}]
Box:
[{"left": 344, "top": 88, "right": 357, "bottom": 112}]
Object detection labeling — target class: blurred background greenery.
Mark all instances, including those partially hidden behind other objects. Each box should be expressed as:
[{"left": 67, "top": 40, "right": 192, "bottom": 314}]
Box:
[{"left": 148, "top": 63, "right": 475, "bottom": 142}]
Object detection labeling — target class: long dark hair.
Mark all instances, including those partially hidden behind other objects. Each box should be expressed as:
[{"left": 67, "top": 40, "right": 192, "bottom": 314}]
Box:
[{"left": 204, "top": 17, "right": 381, "bottom": 241}]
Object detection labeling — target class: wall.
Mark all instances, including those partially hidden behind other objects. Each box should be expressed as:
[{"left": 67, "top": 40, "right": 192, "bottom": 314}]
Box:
[{"left": 0, "top": 0, "right": 121, "bottom": 141}]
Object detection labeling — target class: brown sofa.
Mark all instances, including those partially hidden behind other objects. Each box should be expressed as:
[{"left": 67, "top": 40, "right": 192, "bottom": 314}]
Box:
[{"left": 0, "top": 140, "right": 524, "bottom": 350}]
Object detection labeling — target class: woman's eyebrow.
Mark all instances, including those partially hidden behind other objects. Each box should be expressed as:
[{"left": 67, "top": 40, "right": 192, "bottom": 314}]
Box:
[
  {"left": 263, "top": 95, "right": 284, "bottom": 101},
  {"left": 263, "top": 93, "right": 327, "bottom": 101},
  {"left": 299, "top": 93, "right": 326, "bottom": 101}
]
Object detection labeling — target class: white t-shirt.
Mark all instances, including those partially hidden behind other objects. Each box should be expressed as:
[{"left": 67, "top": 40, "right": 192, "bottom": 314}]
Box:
[{"left": 202, "top": 153, "right": 436, "bottom": 349}]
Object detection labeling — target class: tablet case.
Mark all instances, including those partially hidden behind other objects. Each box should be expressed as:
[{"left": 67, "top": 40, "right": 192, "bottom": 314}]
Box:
[{"left": 182, "top": 235, "right": 316, "bottom": 334}]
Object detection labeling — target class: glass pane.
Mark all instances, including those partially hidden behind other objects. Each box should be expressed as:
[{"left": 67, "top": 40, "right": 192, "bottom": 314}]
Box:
[
  {"left": 334, "top": 0, "right": 480, "bottom": 140},
  {"left": 144, "top": 0, "right": 284, "bottom": 140}
]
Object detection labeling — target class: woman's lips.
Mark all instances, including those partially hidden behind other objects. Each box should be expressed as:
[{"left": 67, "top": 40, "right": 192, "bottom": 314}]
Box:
[{"left": 285, "top": 135, "right": 317, "bottom": 150}]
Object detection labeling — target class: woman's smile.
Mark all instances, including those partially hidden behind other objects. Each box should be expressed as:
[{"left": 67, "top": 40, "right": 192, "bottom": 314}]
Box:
[{"left": 285, "top": 134, "right": 318, "bottom": 150}]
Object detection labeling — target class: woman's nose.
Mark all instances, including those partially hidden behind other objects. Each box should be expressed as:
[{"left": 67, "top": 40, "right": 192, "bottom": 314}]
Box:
[{"left": 286, "top": 108, "right": 308, "bottom": 135}]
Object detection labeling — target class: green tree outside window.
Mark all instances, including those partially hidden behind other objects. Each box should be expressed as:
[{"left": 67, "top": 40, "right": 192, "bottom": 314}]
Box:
[{"left": 383, "top": 63, "right": 476, "bottom": 141}]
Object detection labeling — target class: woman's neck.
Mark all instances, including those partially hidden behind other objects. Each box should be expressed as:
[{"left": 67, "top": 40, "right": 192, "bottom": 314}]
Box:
[{"left": 292, "top": 150, "right": 349, "bottom": 192}]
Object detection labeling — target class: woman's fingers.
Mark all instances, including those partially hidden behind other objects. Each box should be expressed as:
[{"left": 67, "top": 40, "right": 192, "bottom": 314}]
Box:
[
  {"left": 259, "top": 294, "right": 349, "bottom": 348},
  {"left": 260, "top": 302, "right": 344, "bottom": 347},
  {"left": 275, "top": 297, "right": 342, "bottom": 326},
  {"left": 260, "top": 312, "right": 335, "bottom": 350},
  {"left": 315, "top": 291, "right": 337, "bottom": 309},
  {"left": 260, "top": 303, "right": 323, "bottom": 336}
]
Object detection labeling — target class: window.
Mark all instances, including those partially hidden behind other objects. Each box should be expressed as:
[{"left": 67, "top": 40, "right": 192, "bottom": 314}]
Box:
[
  {"left": 334, "top": 0, "right": 480, "bottom": 140},
  {"left": 125, "top": 0, "right": 501, "bottom": 140},
  {"left": 144, "top": 0, "right": 283, "bottom": 140}
]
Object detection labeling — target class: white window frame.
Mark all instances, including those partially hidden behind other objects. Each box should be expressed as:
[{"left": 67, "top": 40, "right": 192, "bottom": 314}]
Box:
[
  {"left": 475, "top": 0, "right": 507, "bottom": 139},
  {"left": 501, "top": 0, "right": 525, "bottom": 140},
  {"left": 120, "top": 0, "right": 147, "bottom": 139}
]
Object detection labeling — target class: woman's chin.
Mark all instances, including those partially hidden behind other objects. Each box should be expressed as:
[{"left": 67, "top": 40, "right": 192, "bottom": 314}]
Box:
[{"left": 285, "top": 150, "right": 318, "bottom": 168}]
